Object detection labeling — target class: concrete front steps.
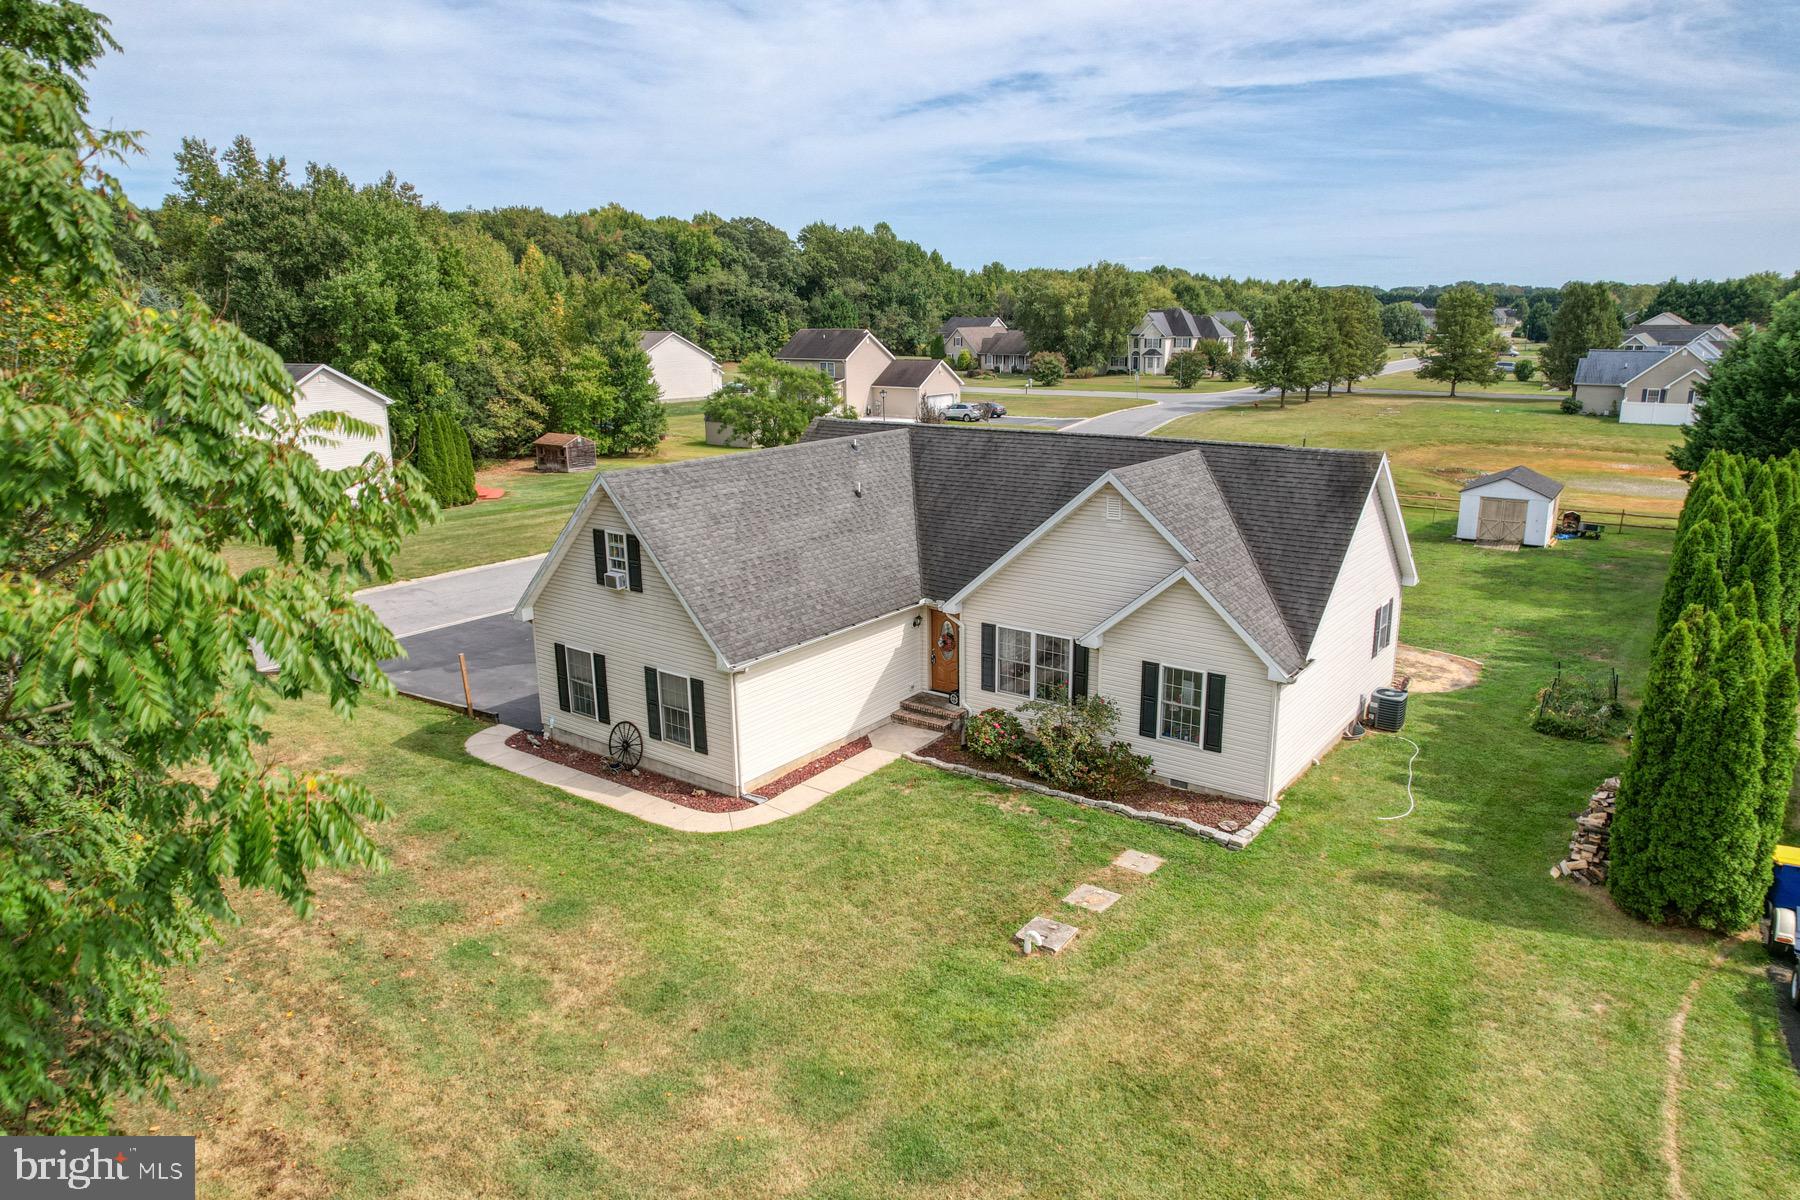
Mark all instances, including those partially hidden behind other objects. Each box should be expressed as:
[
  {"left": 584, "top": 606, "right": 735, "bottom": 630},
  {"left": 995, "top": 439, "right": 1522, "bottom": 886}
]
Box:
[{"left": 890, "top": 693, "right": 963, "bottom": 733}]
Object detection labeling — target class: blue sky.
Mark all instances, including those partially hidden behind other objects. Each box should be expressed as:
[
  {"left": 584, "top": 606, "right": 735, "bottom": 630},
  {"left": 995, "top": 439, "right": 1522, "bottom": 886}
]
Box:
[{"left": 86, "top": 0, "right": 1800, "bottom": 285}]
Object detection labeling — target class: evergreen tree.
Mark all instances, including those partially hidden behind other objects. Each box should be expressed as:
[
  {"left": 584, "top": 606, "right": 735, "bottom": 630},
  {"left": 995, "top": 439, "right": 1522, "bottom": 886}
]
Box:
[
  {"left": 1610, "top": 617, "right": 1699, "bottom": 915},
  {"left": 1734, "top": 519, "right": 1782, "bottom": 624},
  {"left": 1758, "top": 620, "right": 1799, "bottom": 870},
  {"left": 1671, "top": 293, "right": 1800, "bottom": 474},
  {"left": 1542, "top": 282, "right": 1622, "bottom": 390},
  {"left": 601, "top": 337, "right": 667, "bottom": 455},
  {"left": 1416, "top": 284, "right": 1502, "bottom": 396}
]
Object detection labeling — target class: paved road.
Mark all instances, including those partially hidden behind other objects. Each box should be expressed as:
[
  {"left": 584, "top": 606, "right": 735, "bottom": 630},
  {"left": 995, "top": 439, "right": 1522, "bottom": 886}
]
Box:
[{"left": 357, "top": 553, "right": 544, "bottom": 637}]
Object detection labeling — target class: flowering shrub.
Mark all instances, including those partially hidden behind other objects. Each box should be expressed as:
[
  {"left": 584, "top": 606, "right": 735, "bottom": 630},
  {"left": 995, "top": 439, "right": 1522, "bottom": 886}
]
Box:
[
  {"left": 963, "top": 708, "right": 1024, "bottom": 760},
  {"left": 1004, "top": 697, "right": 1154, "bottom": 799}
]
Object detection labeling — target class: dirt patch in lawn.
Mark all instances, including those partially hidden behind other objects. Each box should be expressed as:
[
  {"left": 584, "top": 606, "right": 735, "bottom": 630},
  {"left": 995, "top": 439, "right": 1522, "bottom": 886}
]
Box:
[
  {"left": 917, "top": 733, "right": 1266, "bottom": 832},
  {"left": 503, "top": 730, "right": 751, "bottom": 812},
  {"left": 1394, "top": 644, "right": 1483, "bottom": 693},
  {"left": 752, "top": 737, "right": 871, "bottom": 799}
]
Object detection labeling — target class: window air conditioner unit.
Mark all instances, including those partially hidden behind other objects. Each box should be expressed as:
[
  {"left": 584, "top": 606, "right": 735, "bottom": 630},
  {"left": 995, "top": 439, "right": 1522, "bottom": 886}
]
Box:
[{"left": 603, "top": 571, "right": 629, "bottom": 590}]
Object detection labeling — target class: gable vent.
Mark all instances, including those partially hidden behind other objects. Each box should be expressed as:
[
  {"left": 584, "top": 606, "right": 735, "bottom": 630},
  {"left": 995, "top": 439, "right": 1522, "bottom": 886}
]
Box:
[{"left": 1106, "top": 495, "right": 1123, "bottom": 521}]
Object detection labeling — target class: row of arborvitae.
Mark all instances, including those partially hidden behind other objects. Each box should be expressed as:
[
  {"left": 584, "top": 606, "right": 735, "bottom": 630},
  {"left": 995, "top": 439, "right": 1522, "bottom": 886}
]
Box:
[
  {"left": 413, "top": 408, "right": 476, "bottom": 507},
  {"left": 1609, "top": 451, "right": 1800, "bottom": 931}
]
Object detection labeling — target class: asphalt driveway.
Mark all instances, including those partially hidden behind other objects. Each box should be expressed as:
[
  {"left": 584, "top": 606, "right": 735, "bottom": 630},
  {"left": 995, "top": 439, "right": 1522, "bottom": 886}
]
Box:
[{"left": 379, "top": 611, "right": 541, "bottom": 730}]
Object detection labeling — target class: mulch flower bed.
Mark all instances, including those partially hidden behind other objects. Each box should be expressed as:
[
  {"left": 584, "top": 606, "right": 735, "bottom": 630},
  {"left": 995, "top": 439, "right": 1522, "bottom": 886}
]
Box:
[
  {"left": 504, "top": 730, "right": 751, "bottom": 813},
  {"left": 752, "top": 736, "right": 871, "bottom": 800},
  {"left": 918, "top": 733, "right": 1267, "bottom": 831}
]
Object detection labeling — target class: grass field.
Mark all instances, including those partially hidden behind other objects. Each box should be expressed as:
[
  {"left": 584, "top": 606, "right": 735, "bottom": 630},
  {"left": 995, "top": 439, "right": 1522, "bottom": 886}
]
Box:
[
  {"left": 225, "top": 403, "right": 740, "bottom": 580},
  {"left": 968, "top": 373, "right": 1243, "bottom": 394},
  {"left": 1160, "top": 394, "right": 1688, "bottom": 516},
  {"left": 123, "top": 515, "right": 1800, "bottom": 1197},
  {"left": 1362, "top": 368, "right": 1568, "bottom": 398}
]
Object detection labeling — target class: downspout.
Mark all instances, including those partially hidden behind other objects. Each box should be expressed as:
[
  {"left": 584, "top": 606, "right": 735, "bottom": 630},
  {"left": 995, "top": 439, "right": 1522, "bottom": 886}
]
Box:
[
  {"left": 1263, "top": 682, "right": 1283, "bottom": 804},
  {"left": 729, "top": 669, "right": 745, "bottom": 798}
]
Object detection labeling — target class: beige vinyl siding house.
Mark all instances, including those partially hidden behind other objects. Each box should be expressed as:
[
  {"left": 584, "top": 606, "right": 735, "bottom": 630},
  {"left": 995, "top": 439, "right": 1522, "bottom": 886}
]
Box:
[
  {"left": 870, "top": 358, "right": 962, "bottom": 419},
  {"left": 775, "top": 328, "right": 896, "bottom": 414},
  {"left": 524, "top": 489, "right": 737, "bottom": 794},
  {"left": 1270, "top": 489, "right": 1404, "bottom": 791},
  {"left": 1573, "top": 346, "right": 1709, "bottom": 423},
  {"left": 281, "top": 363, "right": 393, "bottom": 470},
  {"left": 639, "top": 330, "right": 723, "bottom": 402},
  {"left": 515, "top": 422, "right": 1417, "bottom": 810}
]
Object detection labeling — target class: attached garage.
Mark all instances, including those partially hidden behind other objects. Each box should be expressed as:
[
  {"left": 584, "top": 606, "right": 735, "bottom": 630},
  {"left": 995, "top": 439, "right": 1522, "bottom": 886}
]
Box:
[
  {"left": 869, "top": 357, "right": 963, "bottom": 420},
  {"left": 1456, "top": 466, "right": 1563, "bottom": 548}
]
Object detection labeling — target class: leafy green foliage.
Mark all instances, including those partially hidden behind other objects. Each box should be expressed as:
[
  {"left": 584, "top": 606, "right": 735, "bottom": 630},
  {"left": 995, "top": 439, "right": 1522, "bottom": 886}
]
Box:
[
  {"left": 1416, "top": 285, "right": 1503, "bottom": 396},
  {"left": 1530, "top": 671, "right": 1627, "bottom": 741},
  {"left": 1542, "top": 282, "right": 1622, "bottom": 390},
  {"left": 962, "top": 707, "right": 1023, "bottom": 761},
  {"left": 965, "top": 698, "right": 1151, "bottom": 801},
  {"left": 1379, "top": 301, "right": 1428, "bottom": 344},
  {"left": 1645, "top": 274, "right": 1796, "bottom": 328},
  {"left": 1, "top": 0, "right": 432, "bottom": 1132},
  {"left": 1512, "top": 356, "right": 1536, "bottom": 382},
  {"left": 1166, "top": 349, "right": 1208, "bottom": 388},
  {"left": 1247, "top": 282, "right": 1327, "bottom": 403},
  {"left": 701, "top": 352, "right": 843, "bottom": 447},
  {"left": 1611, "top": 450, "right": 1800, "bottom": 931},
  {"left": 1028, "top": 351, "right": 1065, "bottom": 387},
  {"left": 1672, "top": 293, "right": 1800, "bottom": 474},
  {"left": 1322, "top": 287, "right": 1387, "bottom": 394}
]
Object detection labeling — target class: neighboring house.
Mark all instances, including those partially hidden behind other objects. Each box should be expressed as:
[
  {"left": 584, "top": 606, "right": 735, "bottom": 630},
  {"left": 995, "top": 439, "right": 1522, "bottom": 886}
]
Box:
[
  {"left": 513, "top": 420, "right": 1417, "bottom": 804},
  {"left": 940, "top": 317, "right": 1006, "bottom": 358},
  {"left": 1492, "top": 306, "right": 1521, "bottom": 329},
  {"left": 280, "top": 363, "right": 393, "bottom": 470},
  {"left": 1110, "top": 308, "right": 1251, "bottom": 374},
  {"left": 1410, "top": 302, "right": 1437, "bottom": 329},
  {"left": 638, "top": 330, "right": 724, "bottom": 402},
  {"left": 1620, "top": 319, "right": 1734, "bottom": 360},
  {"left": 979, "top": 330, "right": 1032, "bottom": 373},
  {"left": 1209, "top": 310, "right": 1254, "bottom": 357},
  {"left": 1572, "top": 346, "right": 1711, "bottom": 425},
  {"left": 776, "top": 328, "right": 896, "bottom": 412},
  {"left": 870, "top": 358, "right": 962, "bottom": 418},
  {"left": 1635, "top": 310, "right": 1690, "bottom": 327},
  {"left": 1456, "top": 466, "right": 1562, "bottom": 547}
]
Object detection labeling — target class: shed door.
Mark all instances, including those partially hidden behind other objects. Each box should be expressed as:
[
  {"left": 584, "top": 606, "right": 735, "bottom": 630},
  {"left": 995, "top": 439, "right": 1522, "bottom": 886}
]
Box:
[{"left": 1477, "top": 496, "right": 1529, "bottom": 543}]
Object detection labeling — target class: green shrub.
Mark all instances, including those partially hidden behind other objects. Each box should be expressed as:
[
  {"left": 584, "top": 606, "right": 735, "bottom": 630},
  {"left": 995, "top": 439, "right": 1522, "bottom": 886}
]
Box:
[
  {"left": 963, "top": 708, "right": 1023, "bottom": 761},
  {"left": 1532, "top": 671, "right": 1628, "bottom": 741},
  {"left": 1167, "top": 349, "right": 1209, "bottom": 388},
  {"left": 1560, "top": 395, "right": 1581, "bottom": 415},
  {"left": 1029, "top": 351, "right": 1065, "bottom": 387},
  {"left": 1010, "top": 696, "right": 1151, "bottom": 797},
  {"left": 1513, "top": 356, "right": 1537, "bottom": 381},
  {"left": 1070, "top": 365, "right": 1098, "bottom": 379}
]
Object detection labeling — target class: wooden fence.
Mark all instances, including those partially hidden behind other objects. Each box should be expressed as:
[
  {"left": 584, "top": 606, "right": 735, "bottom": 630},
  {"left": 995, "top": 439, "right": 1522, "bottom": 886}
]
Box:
[{"left": 1396, "top": 492, "right": 1680, "bottom": 532}]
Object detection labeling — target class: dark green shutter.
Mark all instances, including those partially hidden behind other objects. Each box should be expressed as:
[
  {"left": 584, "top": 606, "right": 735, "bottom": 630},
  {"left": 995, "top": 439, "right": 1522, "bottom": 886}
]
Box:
[
  {"left": 1139, "top": 661, "right": 1159, "bottom": 738},
  {"left": 1203, "top": 673, "right": 1225, "bottom": 753},
  {"left": 593, "top": 653, "right": 609, "bottom": 723},
  {"left": 1372, "top": 606, "right": 1381, "bottom": 657},
  {"left": 554, "top": 643, "right": 570, "bottom": 712},
  {"left": 626, "top": 535, "right": 643, "bottom": 592},
  {"left": 689, "top": 679, "right": 707, "bottom": 754},
  {"left": 644, "top": 667, "right": 662, "bottom": 739},
  {"left": 980, "top": 623, "right": 996, "bottom": 692},
  {"left": 1072, "top": 644, "right": 1090, "bottom": 699},
  {"left": 593, "top": 529, "right": 606, "bottom": 584}
]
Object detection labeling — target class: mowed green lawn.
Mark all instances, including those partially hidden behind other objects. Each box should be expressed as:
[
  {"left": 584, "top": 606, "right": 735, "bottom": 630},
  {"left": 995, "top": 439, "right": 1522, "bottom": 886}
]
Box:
[
  {"left": 969, "top": 373, "right": 1244, "bottom": 394},
  {"left": 125, "top": 516, "right": 1800, "bottom": 1197},
  {"left": 225, "top": 402, "right": 742, "bottom": 580},
  {"left": 1161, "top": 394, "right": 1689, "bottom": 516},
  {"left": 1363, "top": 368, "right": 1567, "bottom": 398}
]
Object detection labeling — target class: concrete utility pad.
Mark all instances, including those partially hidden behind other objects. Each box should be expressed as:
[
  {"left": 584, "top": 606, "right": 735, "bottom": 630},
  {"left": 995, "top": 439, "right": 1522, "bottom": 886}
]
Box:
[
  {"left": 1063, "top": 884, "right": 1122, "bottom": 913},
  {"left": 1014, "top": 916, "right": 1079, "bottom": 955},
  {"left": 1112, "top": 849, "right": 1164, "bottom": 875}
]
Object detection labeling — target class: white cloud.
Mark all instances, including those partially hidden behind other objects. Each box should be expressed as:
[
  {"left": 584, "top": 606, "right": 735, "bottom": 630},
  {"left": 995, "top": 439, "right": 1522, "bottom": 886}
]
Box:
[{"left": 86, "top": 0, "right": 1800, "bottom": 280}]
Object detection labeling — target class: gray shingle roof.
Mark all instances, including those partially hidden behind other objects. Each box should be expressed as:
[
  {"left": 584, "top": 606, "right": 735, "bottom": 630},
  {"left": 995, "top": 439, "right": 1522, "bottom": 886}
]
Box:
[
  {"left": 1145, "top": 308, "right": 1204, "bottom": 338},
  {"left": 873, "top": 358, "right": 952, "bottom": 389},
  {"left": 982, "top": 330, "right": 1030, "bottom": 356},
  {"left": 1111, "top": 453, "right": 1303, "bottom": 672},
  {"left": 940, "top": 316, "right": 1004, "bottom": 337},
  {"left": 1573, "top": 347, "right": 1674, "bottom": 387},
  {"left": 1461, "top": 465, "right": 1564, "bottom": 499},
  {"left": 776, "top": 328, "right": 875, "bottom": 361},
  {"left": 1192, "top": 314, "right": 1234, "bottom": 341},
  {"left": 1624, "top": 323, "right": 1725, "bottom": 346},
  {"left": 1210, "top": 311, "right": 1248, "bottom": 328},
  {"left": 638, "top": 330, "right": 674, "bottom": 352},
  {"left": 577, "top": 422, "right": 1385, "bottom": 670},
  {"left": 283, "top": 362, "right": 322, "bottom": 381}
]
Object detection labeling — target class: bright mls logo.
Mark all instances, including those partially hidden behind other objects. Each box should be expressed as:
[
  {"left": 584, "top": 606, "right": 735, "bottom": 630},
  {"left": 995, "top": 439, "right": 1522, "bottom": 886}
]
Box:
[{"left": 3, "top": 1137, "right": 195, "bottom": 1198}]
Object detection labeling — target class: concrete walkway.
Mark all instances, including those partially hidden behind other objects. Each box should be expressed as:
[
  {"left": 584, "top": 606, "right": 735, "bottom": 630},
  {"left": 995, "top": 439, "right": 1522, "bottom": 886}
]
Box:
[{"left": 465, "top": 720, "right": 938, "bottom": 832}]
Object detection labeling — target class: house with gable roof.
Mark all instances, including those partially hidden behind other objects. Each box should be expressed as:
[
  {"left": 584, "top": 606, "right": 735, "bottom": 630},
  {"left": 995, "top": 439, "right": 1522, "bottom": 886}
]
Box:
[
  {"left": 512, "top": 420, "right": 1416, "bottom": 804},
  {"left": 1573, "top": 345, "right": 1713, "bottom": 425},
  {"left": 1110, "top": 308, "right": 1254, "bottom": 374}
]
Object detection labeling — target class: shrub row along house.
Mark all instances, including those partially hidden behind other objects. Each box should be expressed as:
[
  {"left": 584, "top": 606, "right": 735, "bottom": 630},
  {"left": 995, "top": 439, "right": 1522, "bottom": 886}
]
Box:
[
  {"left": 1573, "top": 311, "right": 1737, "bottom": 425},
  {"left": 774, "top": 327, "right": 964, "bottom": 418},
  {"left": 512, "top": 420, "right": 1416, "bottom": 803}
]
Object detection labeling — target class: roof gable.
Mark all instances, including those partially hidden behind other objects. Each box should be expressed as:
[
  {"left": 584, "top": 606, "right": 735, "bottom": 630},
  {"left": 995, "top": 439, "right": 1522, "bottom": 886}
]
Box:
[
  {"left": 776, "top": 328, "right": 878, "bottom": 361},
  {"left": 282, "top": 363, "right": 396, "bottom": 407},
  {"left": 1461, "top": 465, "right": 1563, "bottom": 499}
]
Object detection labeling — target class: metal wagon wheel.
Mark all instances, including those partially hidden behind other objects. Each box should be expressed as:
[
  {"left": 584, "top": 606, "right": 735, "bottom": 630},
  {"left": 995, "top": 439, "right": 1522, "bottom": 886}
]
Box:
[{"left": 606, "top": 720, "right": 644, "bottom": 771}]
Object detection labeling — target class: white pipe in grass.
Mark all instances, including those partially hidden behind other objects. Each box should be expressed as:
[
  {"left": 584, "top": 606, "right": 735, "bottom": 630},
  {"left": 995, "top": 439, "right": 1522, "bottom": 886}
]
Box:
[{"left": 1376, "top": 735, "right": 1422, "bottom": 821}]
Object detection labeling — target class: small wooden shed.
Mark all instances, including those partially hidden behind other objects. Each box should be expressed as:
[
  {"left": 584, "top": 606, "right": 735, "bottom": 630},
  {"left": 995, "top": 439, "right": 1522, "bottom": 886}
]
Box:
[
  {"left": 532, "top": 433, "right": 596, "bottom": 473},
  {"left": 1457, "top": 466, "right": 1563, "bottom": 547}
]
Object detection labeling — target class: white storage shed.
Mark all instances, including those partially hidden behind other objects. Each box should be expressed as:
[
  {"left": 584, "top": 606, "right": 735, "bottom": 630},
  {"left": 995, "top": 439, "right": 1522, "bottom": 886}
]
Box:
[{"left": 1456, "top": 466, "right": 1563, "bottom": 547}]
